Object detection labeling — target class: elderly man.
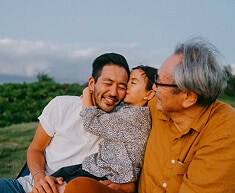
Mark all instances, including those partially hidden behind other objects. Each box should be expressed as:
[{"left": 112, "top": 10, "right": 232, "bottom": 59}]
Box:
[{"left": 139, "top": 37, "right": 235, "bottom": 193}]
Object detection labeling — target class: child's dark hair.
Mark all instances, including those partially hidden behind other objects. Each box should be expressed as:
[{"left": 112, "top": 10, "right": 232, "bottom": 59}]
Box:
[
  {"left": 132, "top": 65, "right": 158, "bottom": 90},
  {"left": 92, "top": 53, "right": 130, "bottom": 82}
]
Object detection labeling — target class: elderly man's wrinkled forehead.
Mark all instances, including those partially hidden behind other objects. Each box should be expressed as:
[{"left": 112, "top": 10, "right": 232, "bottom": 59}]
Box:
[{"left": 158, "top": 54, "right": 183, "bottom": 80}]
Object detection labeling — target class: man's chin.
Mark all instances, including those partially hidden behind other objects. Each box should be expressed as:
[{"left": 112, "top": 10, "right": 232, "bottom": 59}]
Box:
[
  {"left": 99, "top": 103, "right": 117, "bottom": 112},
  {"left": 100, "top": 98, "right": 118, "bottom": 111}
]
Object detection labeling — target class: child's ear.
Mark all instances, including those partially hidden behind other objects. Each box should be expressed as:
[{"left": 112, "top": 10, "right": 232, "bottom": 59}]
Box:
[{"left": 144, "top": 90, "right": 155, "bottom": 101}]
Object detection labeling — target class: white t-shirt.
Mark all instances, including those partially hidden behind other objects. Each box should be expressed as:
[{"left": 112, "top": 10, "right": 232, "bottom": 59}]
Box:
[{"left": 18, "top": 96, "right": 102, "bottom": 192}]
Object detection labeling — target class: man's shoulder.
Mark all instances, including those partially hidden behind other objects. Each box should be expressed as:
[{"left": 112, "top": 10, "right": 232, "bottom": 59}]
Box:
[
  {"left": 207, "top": 100, "right": 235, "bottom": 134},
  {"left": 53, "top": 95, "right": 81, "bottom": 103},
  {"left": 48, "top": 95, "right": 82, "bottom": 110},
  {"left": 213, "top": 100, "right": 235, "bottom": 115}
]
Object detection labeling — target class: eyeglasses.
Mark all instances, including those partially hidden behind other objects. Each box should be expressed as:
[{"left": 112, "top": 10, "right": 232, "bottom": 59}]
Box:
[
  {"left": 154, "top": 82, "right": 178, "bottom": 87},
  {"left": 154, "top": 74, "right": 178, "bottom": 88}
]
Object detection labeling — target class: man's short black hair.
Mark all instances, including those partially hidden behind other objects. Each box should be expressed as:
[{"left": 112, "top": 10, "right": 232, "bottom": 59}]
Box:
[{"left": 92, "top": 53, "right": 130, "bottom": 81}]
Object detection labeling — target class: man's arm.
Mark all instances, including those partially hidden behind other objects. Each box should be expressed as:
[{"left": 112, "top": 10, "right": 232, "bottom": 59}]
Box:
[{"left": 27, "top": 123, "right": 63, "bottom": 193}]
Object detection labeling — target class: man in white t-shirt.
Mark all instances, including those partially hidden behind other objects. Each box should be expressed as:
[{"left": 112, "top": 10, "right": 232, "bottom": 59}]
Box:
[{"left": 0, "top": 53, "right": 130, "bottom": 193}]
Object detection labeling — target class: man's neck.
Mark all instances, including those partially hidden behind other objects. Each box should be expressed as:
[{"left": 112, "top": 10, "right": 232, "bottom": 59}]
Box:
[{"left": 169, "top": 105, "right": 204, "bottom": 132}]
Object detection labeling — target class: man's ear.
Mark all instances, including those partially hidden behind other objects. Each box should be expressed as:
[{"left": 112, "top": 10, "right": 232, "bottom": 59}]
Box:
[
  {"left": 182, "top": 91, "right": 198, "bottom": 108},
  {"left": 144, "top": 90, "right": 155, "bottom": 101},
  {"left": 88, "top": 77, "right": 95, "bottom": 93}
]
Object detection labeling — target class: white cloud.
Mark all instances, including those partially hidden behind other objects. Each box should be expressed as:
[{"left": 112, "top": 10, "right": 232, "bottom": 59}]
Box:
[
  {"left": 71, "top": 48, "right": 96, "bottom": 58},
  {"left": 4, "top": 38, "right": 231, "bottom": 84},
  {"left": 0, "top": 38, "right": 167, "bottom": 84}
]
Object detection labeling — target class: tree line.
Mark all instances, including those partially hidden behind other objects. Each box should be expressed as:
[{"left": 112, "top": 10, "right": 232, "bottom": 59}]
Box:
[
  {"left": 224, "top": 65, "right": 235, "bottom": 96},
  {"left": 0, "top": 74, "right": 86, "bottom": 127},
  {"left": 0, "top": 68, "right": 234, "bottom": 128}
]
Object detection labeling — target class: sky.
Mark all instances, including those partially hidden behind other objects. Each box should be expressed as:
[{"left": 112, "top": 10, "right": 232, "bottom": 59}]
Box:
[{"left": 0, "top": 0, "right": 235, "bottom": 84}]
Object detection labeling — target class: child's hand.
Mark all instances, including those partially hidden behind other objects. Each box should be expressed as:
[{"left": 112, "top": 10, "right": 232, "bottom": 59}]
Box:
[
  {"left": 56, "top": 181, "right": 67, "bottom": 193},
  {"left": 99, "top": 180, "right": 135, "bottom": 193},
  {"left": 82, "top": 87, "right": 93, "bottom": 108},
  {"left": 82, "top": 87, "right": 91, "bottom": 97},
  {"left": 100, "top": 180, "right": 120, "bottom": 190}
]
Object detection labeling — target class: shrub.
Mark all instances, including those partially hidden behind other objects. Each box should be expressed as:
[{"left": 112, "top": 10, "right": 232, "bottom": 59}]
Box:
[{"left": 0, "top": 77, "right": 85, "bottom": 127}]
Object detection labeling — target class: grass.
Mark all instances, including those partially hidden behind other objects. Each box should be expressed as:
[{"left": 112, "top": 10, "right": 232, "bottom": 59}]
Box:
[
  {"left": 0, "top": 96, "right": 234, "bottom": 179},
  {"left": 0, "top": 122, "right": 37, "bottom": 178}
]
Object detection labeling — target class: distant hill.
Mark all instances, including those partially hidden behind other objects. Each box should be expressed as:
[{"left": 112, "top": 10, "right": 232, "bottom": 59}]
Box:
[
  {"left": 0, "top": 74, "right": 36, "bottom": 84},
  {"left": 0, "top": 73, "right": 87, "bottom": 85},
  {"left": 1, "top": 64, "right": 234, "bottom": 85}
]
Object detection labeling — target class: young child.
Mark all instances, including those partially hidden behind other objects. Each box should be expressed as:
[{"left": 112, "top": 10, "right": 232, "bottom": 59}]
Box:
[{"left": 52, "top": 65, "right": 157, "bottom": 192}]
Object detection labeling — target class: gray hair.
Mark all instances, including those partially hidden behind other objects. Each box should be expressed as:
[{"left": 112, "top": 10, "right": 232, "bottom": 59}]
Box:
[{"left": 174, "top": 37, "right": 228, "bottom": 106}]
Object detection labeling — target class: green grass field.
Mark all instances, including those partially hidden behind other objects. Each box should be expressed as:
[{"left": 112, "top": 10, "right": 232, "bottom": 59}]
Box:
[
  {"left": 0, "top": 122, "right": 37, "bottom": 178},
  {"left": 0, "top": 97, "right": 234, "bottom": 179}
]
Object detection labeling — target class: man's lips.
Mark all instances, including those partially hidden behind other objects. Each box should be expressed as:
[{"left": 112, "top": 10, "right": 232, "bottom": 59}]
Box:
[{"left": 103, "top": 96, "right": 118, "bottom": 106}]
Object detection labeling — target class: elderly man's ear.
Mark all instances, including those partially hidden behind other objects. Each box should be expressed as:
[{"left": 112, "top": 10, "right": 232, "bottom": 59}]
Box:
[{"left": 182, "top": 91, "right": 198, "bottom": 108}]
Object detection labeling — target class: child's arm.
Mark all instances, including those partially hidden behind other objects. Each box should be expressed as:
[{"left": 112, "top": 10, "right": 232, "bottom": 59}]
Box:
[
  {"left": 82, "top": 87, "right": 93, "bottom": 109},
  {"left": 81, "top": 106, "right": 150, "bottom": 141}
]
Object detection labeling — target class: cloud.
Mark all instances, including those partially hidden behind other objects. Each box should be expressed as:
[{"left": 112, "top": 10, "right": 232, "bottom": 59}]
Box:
[
  {"left": 0, "top": 38, "right": 56, "bottom": 76},
  {"left": 231, "top": 64, "right": 235, "bottom": 75},
  {"left": 0, "top": 38, "right": 167, "bottom": 84}
]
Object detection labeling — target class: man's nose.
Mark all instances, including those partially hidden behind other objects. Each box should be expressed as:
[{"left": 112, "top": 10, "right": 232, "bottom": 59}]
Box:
[{"left": 109, "top": 85, "right": 118, "bottom": 96}]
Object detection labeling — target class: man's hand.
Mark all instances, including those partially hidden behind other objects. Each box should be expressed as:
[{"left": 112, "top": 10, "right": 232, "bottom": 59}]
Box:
[
  {"left": 100, "top": 180, "right": 135, "bottom": 193},
  {"left": 31, "top": 176, "right": 64, "bottom": 193}
]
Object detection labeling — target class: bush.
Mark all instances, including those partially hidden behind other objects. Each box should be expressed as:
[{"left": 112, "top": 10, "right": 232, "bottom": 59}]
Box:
[
  {"left": 224, "top": 76, "right": 235, "bottom": 96},
  {"left": 224, "top": 65, "right": 235, "bottom": 97},
  {"left": 0, "top": 77, "right": 85, "bottom": 127}
]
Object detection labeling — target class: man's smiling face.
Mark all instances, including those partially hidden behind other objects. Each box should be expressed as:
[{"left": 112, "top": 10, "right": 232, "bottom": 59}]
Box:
[{"left": 89, "top": 64, "right": 128, "bottom": 112}]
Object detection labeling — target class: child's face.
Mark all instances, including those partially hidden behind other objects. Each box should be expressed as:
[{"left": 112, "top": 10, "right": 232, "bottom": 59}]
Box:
[{"left": 124, "top": 69, "right": 149, "bottom": 106}]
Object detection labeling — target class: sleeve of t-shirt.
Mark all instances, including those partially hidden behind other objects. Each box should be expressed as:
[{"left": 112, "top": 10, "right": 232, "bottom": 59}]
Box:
[{"left": 38, "top": 96, "right": 60, "bottom": 137}]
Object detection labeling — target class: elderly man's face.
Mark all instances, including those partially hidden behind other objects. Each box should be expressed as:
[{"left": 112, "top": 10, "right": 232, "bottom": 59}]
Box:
[{"left": 153, "top": 54, "right": 185, "bottom": 114}]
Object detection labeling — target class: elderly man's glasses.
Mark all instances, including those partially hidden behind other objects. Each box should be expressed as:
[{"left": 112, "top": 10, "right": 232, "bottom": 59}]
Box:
[{"left": 154, "top": 74, "right": 178, "bottom": 88}]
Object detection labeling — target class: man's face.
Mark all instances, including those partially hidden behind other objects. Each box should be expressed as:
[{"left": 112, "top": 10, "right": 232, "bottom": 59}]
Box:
[
  {"left": 153, "top": 54, "right": 185, "bottom": 114},
  {"left": 89, "top": 64, "right": 128, "bottom": 112}
]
